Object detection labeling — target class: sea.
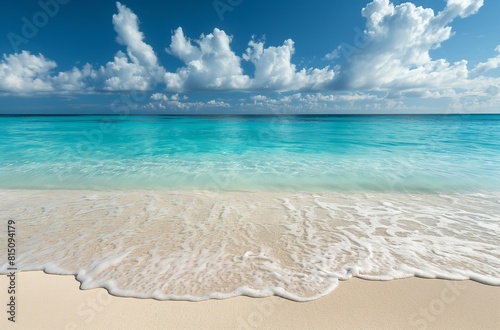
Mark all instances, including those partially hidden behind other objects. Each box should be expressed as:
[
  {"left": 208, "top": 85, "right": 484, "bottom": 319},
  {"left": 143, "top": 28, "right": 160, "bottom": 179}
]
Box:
[{"left": 0, "top": 114, "right": 499, "bottom": 301}]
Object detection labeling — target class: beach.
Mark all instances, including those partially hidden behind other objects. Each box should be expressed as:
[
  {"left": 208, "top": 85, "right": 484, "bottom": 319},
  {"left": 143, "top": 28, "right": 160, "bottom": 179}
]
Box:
[
  {"left": 1, "top": 115, "right": 499, "bottom": 328},
  {"left": 1, "top": 189, "right": 499, "bottom": 300},
  {"left": 1, "top": 271, "right": 499, "bottom": 329},
  {"left": 1, "top": 189, "right": 499, "bottom": 330}
]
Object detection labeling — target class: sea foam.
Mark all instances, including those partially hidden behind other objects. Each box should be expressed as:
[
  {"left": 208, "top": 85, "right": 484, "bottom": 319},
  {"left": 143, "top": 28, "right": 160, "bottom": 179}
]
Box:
[{"left": 1, "top": 190, "right": 499, "bottom": 301}]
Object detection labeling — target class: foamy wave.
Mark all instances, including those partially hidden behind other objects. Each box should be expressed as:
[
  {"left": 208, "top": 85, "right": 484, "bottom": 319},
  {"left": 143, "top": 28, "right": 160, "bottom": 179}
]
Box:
[{"left": 1, "top": 190, "right": 499, "bottom": 301}]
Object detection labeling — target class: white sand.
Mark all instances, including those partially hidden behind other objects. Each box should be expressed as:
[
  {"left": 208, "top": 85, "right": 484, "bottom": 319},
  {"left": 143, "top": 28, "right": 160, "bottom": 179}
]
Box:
[
  {"left": 1, "top": 271, "right": 498, "bottom": 329},
  {"left": 2, "top": 189, "right": 500, "bottom": 302}
]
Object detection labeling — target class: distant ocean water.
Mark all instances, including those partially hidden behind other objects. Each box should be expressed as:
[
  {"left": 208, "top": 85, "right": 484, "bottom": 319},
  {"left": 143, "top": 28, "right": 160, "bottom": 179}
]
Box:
[
  {"left": 1, "top": 114, "right": 500, "bottom": 192},
  {"left": 1, "top": 114, "right": 499, "bottom": 301}
]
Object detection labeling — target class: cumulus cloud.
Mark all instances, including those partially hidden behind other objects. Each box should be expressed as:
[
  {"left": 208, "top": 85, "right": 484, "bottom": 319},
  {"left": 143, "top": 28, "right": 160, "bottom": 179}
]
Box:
[
  {"left": 0, "top": 2, "right": 162, "bottom": 94},
  {"left": 471, "top": 45, "right": 500, "bottom": 76},
  {"left": 112, "top": 2, "right": 159, "bottom": 68},
  {"left": 0, "top": 2, "right": 168, "bottom": 94},
  {"left": 99, "top": 51, "right": 153, "bottom": 91},
  {"left": 0, "top": 51, "right": 56, "bottom": 93},
  {"left": 439, "top": 0, "right": 483, "bottom": 20},
  {"left": 325, "top": 0, "right": 500, "bottom": 112},
  {"left": 236, "top": 91, "right": 390, "bottom": 113},
  {"left": 146, "top": 92, "right": 229, "bottom": 111},
  {"left": 163, "top": 28, "right": 335, "bottom": 92},
  {"left": 243, "top": 38, "right": 335, "bottom": 91},
  {"left": 148, "top": 92, "right": 190, "bottom": 110},
  {"left": 98, "top": 2, "right": 165, "bottom": 91},
  {"left": 1, "top": 0, "right": 500, "bottom": 114},
  {"left": 164, "top": 27, "right": 250, "bottom": 92},
  {"left": 0, "top": 51, "right": 94, "bottom": 94},
  {"left": 324, "top": 48, "right": 341, "bottom": 61},
  {"left": 52, "top": 64, "right": 95, "bottom": 91},
  {"left": 325, "top": 0, "right": 500, "bottom": 114},
  {"left": 332, "top": 0, "right": 484, "bottom": 91},
  {"left": 251, "top": 95, "right": 268, "bottom": 101}
]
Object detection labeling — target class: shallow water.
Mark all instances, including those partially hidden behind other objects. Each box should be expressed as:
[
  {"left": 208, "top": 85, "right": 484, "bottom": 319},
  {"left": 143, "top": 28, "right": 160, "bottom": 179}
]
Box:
[
  {"left": 1, "top": 190, "right": 498, "bottom": 301},
  {"left": 1, "top": 115, "right": 500, "bottom": 192}
]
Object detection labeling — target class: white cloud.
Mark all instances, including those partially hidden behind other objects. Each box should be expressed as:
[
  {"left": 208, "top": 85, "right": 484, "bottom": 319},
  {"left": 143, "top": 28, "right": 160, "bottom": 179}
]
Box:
[
  {"left": 0, "top": 51, "right": 93, "bottom": 94},
  {"left": 329, "top": 0, "right": 500, "bottom": 111},
  {"left": 244, "top": 38, "right": 335, "bottom": 91},
  {"left": 440, "top": 0, "right": 483, "bottom": 19},
  {"left": 99, "top": 51, "right": 153, "bottom": 91},
  {"left": 98, "top": 2, "right": 164, "bottom": 91},
  {"left": 237, "top": 91, "right": 386, "bottom": 113},
  {"left": 112, "top": 2, "right": 158, "bottom": 69},
  {"left": 333, "top": 0, "right": 482, "bottom": 91},
  {"left": 151, "top": 92, "right": 169, "bottom": 101},
  {"left": 251, "top": 95, "right": 268, "bottom": 101},
  {"left": 148, "top": 92, "right": 189, "bottom": 110},
  {"left": 0, "top": 2, "right": 164, "bottom": 94},
  {"left": 1, "top": 0, "right": 500, "bottom": 114},
  {"left": 165, "top": 27, "right": 250, "bottom": 92},
  {"left": 146, "top": 93, "right": 229, "bottom": 111},
  {"left": 471, "top": 45, "right": 500, "bottom": 75},
  {"left": 164, "top": 29, "right": 335, "bottom": 92},
  {"left": 0, "top": 51, "right": 56, "bottom": 93},
  {"left": 324, "top": 48, "right": 341, "bottom": 61},
  {"left": 207, "top": 99, "right": 230, "bottom": 107},
  {"left": 52, "top": 64, "right": 95, "bottom": 91},
  {"left": 111, "top": 3, "right": 334, "bottom": 94}
]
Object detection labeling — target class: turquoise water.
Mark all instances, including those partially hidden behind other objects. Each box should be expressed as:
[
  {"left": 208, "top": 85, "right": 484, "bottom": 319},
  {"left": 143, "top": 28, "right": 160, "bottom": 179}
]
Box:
[{"left": 1, "top": 114, "right": 499, "bottom": 192}]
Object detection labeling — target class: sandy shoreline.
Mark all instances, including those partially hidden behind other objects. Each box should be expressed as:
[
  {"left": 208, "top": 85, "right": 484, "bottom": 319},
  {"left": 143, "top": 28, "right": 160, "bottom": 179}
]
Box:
[
  {"left": 1, "top": 190, "right": 499, "bottom": 328},
  {"left": 2, "top": 189, "right": 500, "bottom": 302},
  {"left": 0, "top": 271, "right": 498, "bottom": 329}
]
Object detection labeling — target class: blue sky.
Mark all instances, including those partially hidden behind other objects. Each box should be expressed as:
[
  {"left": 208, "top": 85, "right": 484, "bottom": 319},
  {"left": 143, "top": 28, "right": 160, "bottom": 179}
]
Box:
[{"left": 1, "top": 0, "right": 499, "bottom": 114}]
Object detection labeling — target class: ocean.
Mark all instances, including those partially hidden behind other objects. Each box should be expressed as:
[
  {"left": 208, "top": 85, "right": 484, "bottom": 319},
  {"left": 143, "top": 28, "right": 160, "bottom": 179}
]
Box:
[
  {"left": 0, "top": 114, "right": 499, "bottom": 301},
  {"left": 1, "top": 114, "right": 500, "bottom": 192}
]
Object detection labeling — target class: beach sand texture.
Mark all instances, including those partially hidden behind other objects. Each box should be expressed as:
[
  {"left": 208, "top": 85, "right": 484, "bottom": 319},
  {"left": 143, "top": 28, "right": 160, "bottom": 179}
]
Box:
[{"left": 0, "top": 272, "right": 499, "bottom": 329}]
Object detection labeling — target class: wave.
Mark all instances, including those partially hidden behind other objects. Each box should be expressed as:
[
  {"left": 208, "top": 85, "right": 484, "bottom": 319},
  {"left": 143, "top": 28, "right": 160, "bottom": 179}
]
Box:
[{"left": 1, "top": 190, "right": 499, "bottom": 301}]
